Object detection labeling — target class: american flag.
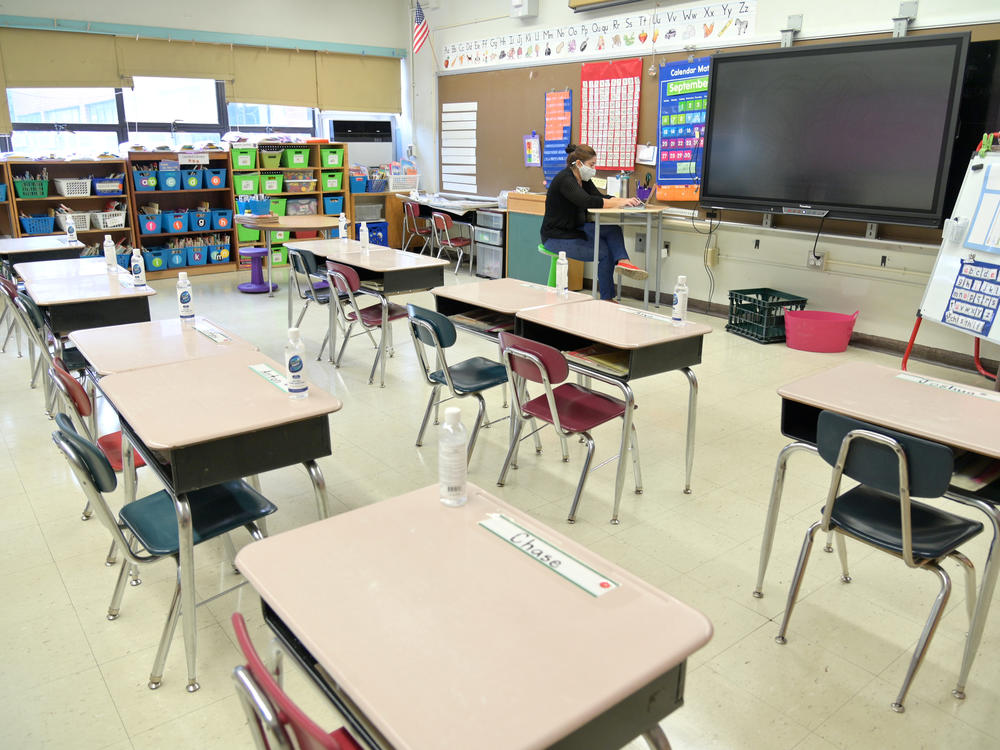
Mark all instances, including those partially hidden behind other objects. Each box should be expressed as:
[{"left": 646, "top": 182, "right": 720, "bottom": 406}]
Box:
[{"left": 413, "top": 1, "right": 429, "bottom": 55}]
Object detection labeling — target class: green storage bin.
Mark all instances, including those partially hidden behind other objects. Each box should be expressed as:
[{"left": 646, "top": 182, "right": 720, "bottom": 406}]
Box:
[
  {"left": 320, "top": 147, "right": 345, "bottom": 168},
  {"left": 233, "top": 173, "right": 260, "bottom": 196},
  {"left": 231, "top": 148, "right": 257, "bottom": 169},
  {"left": 270, "top": 198, "right": 287, "bottom": 216},
  {"left": 282, "top": 148, "right": 310, "bottom": 168},
  {"left": 272, "top": 230, "right": 290, "bottom": 243},
  {"left": 238, "top": 224, "right": 261, "bottom": 242},
  {"left": 261, "top": 173, "right": 284, "bottom": 194},
  {"left": 271, "top": 245, "right": 288, "bottom": 266},
  {"left": 259, "top": 150, "right": 282, "bottom": 168},
  {"left": 322, "top": 171, "right": 344, "bottom": 191}
]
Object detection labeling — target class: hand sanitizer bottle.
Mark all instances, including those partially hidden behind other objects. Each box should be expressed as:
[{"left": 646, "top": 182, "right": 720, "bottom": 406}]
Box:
[
  {"left": 556, "top": 251, "right": 569, "bottom": 296},
  {"left": 130, "top": 248, "right": 147, "bottom": 287},
  {"left": 359, "top": 221, "right": 369, "bottom": 250},
  {"left": 102, "top": 234, "right": 117, "bottom": 272},
  {"left": 64, "top": 215, "right": 77, "bottom": 244},
  {"left": 285, "top": 327, "right": 308, "bottom": 399},
  {"left": 338, "top": 212, "right": 348, "bottom": 243},
  {"left": 672, "top": 275, "right": 688, "bottom": 326},
  {"left": 176, "top": 271, "right": 194, "bottom": 326},
  {"left": 439, "top": 407, "right": 468, "bottom": 507}
]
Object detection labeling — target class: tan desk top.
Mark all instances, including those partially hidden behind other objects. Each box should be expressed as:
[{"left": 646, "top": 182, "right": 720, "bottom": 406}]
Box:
[
  {"left": 14, "top": 257, "right": 157, "bottom": 306},
  {"left": 236, "top": 483, "right": 712, "bottom": 750},
  {"left": 69, "top": 317, "right": 257, "bottom": 376},
  {"left": 234, "top": 215, "right": 340, "bottom": 231},
  {"left": 778, "top": 361, "right": 1000, "bottom": 460},
  {"left": 0, "top": 236, "right": 84, "bottom": 254},
  {"left": 288, "top": 239, "right": 449, "bottom": 272},
  {"left": 589, "top": 206, "right": 665, "bottom": 215},
  {"left": 517, "top": 299, "right": 712, "bottom": 349},
  {"left": 99, "top": 349, "right": 342, "bottom": 451},
  {"left": 431, "top": 277, "right": 591, "bottom": 315}
]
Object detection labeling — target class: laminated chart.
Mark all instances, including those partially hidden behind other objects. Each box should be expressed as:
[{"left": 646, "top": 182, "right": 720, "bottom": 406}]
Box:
[
  {"left": 655, "top": 57, "right": 710, "bottom": 202},
  {"left": 964, "top": 165, "right": 1000, "bottom": 254},
  {"left": 942, "top": 258, "right": 1000, "bottom": 337},
  {"left": 542, "top": 90, "right": 573, "bottom": 186},
  {"left": 580, "top": 58, "right": 642, "bottom": 171}
]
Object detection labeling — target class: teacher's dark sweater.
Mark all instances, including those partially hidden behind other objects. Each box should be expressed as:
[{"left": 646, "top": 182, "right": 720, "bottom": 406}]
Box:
[{"left": 540, "top": 166, "right": 607, "bottom": 242}]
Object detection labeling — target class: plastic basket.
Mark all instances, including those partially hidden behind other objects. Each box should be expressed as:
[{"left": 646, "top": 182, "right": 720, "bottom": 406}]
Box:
[
  {"left": 259, "top": 149, "right": 283, "bottom": 168},
  {"left": 142, "top": 249, "right": 170, "bottom": 273},
  {"left": 92, "top": 177, "right": 124, "bottom": 196},
  {"left": 272, "top": 230, "right": 290, "bottom": 243},
  {"left": 211, "top": 209, "right": 233, "bottom": 230},
  {"left": 187, "top": 246, "right": 209, "bottom": 266},
  {"left": 157, "top": 170, "right": 182, "bottom": 191},
  {"left": 726, "top": 288, "right": 808, "bottom": 344},
  {"left": 323, "top": 196, "right": 344, "bottom": 215},
  {"left": 181, "top": 170, "right": 204, "bottom": 190},
  {"left": 366, "top": 179, "right": 388, "bottom": 193},
  {"left": 286, "top": 198, "right": 317, "bottom": 216},
  {"left": 139, "top": 214, "right": 163, "bottom": 235},
  {"left": 237, "top": 198, "right": 271, "bottom": 215},
  {"left": 234, "top": 174, "right": 260, "bottom": 196},
  {"left": 270, "top": 198, "right": 287, "bottom": 216},
  {"left": 189, "top": 211, "right": 211, "bottom": 230},
  {"left": 168, "top": 248, "right": 187, "bottom": 268},
  {"left": 116, "top": 252, "right": 131, "bottom": 270},
  {"left": 162, "top": 212, "right": 189, "bottom": 234},
  {"left": 204, "top": 169, "right": 227, "bottom": 189},
  {"left": 91, "top": 210, "right": 127, "bottom": 230},
  {"left": 56, "top": 213, "right": 91, "bottom": 232},
  {"left": 231, "top": 148, "right": 257, "bottom": 169},
  {"left": 209, "top": 245, "right": 232, "bottom": 264},
  {"left": 0, "top": 185, "right": 6, "bottom": 202},
  {"left": 354, "top": 203, "right": 383, "bottom": 222},
  {"left": 261, "top": 173, "right": 284, "bottom": 194},
  {"left": 388, "top": 174, "right": 419, "bottom": 192},
  {"left": 237, "top": 225, "right": 261, "bottom": 242},
  {"left": 357, "top": 221, "right": 388, "bottom": 246},
  {"left": 54, "top": 178, "right": 91, "bottom": 197},
  {"left": 349, "top": 175, "right": 367, "bottom": 193},
  {"left": 321, "top": 171, "right": 343, "bottom": 191},
  {"left": 20, "top": 215, "right": 55, "bottom": 234},
  {"left": 271, "top": 245, "right": 288, "bottom": 266},
  {"left": 14, "top": 179, "right": 49, "bottom": 198},
  {"left": 133, "top": 170, "right": 158, "bottom": 191},
  {"left": 281, "top": 148, "right": 310, "bottom": 168},
  {"left": 320, "top": 147, "right": 344, "bottom": 168},
  {"left": 284, "top": 179, "right": 316, "bottom": 194},
  {"left": 785, "top": 310, "right": 859, "bottom": 353}
]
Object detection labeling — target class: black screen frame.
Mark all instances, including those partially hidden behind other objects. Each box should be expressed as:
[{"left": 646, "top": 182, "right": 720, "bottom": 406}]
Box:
[{"left": 699, "top": 33, "right": 970, "bottom": 228}]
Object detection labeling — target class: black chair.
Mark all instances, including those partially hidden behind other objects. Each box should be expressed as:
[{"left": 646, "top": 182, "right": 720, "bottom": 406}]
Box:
[
  {"left": 775, "top": 410, "right": 982, "bottom": 713},
  {"left": 288, "top": 248, "right": 341, "bottom": 362}
]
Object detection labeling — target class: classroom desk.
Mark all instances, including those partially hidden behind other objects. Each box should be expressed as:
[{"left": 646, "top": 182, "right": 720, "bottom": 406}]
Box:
[
  {"left": 97, "top": 349, "right": 342, "bottom": 691},
  {"left": 395, "top": 191, "right": 499, "bottom": 213},
  {"left": 236, "top": 482, "right": 713, "bottom": 750},
  {"left": 517, "top": 300, "right": 711, "bottom": 519},
  {"left": 756, "top": 361, "right": 1000, "bottom": 700},
  {"left": 0, "top": 235, "right": 84, "bottom": 275},
  {"left": 14, "top": 257, "right": 156, "bottom": 336},
  {"left": 588, "top": 206, "right": 665, "bottom": 309},
  {"left": 235, "top": 215, "right": 340, "bottom": 304}
]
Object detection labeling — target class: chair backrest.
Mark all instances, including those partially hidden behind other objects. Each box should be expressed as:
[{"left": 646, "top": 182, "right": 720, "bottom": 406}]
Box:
[
  {"left": 497, "top": 331, "right": 569, "bottom": 385},
  {"left": 48, "top": 363, "right": 94, "bottom": 419},
  {"left": 0, "top": 276, "right": 18, "bottom": 300},
  {"left": 231, "top": 613, "right": 361, "bottom": 750},
  {"left": 431, "top": 211, "right": 452, "bottom": 231},
  {"left": 288, "top": 249, "right": 319, "bottom": 301},
  {"left": 406, "top": 304, "right": 457, "bottom": 348},
  {"left": 15, "top": 294, "right": 45, "bottom": 333},
  {"left": 53, "top": 413, "right": 117, "bottom": 492},
  {"left": 326, "top": 261, "right": 360, "bottom": 295},
  {"left": 403, "top": 201, "right": 422, "bottom": 232}
]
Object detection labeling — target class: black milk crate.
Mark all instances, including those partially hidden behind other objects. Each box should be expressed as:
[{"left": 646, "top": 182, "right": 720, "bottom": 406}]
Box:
[{"left": 726, "top": 288, "right": 807, "bottom": 344}]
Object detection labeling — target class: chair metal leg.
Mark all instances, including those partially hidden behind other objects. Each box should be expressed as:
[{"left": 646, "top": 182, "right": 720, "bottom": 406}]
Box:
[
  {"left": 416, "top": 385, "right": 440, "bottom": 447},
  {"left": 304, "top": 459, "right": 329, "bottom": 519},
  {"left": 334, "top": 322, "right": 354, "bottom": 367},
  {"left": 630, "top": 423, "right": 643, "bottom": 494},
  {"left": 642, "top": 725, "right": 673, "bottom": 750},
  {"left": 775, "top": 521, "right": 822, "bottom": 644},
  {"left": 171, "top": 493, "right": 200, "bottom": 692},
  {"left": 467, "top": 394, "right": 486, "bottom": 463},
  {"left": 148, "top": 573, "right": 183, "bottom": 690},
  {"left": 316, "top": 330, "right": 329, "bottom": 362},
  {"left": 294, "top": 299, "right": 310, "bottom": 328},
  {"left": 106, "top": 559, "right": 132, "bottom": 620},
  {"left": 681, "top": 366, "right": 698, "bottom": 494},
  {"left": 948, "top": 551, "right": 978, "bottom": 631},
  {"left": 269, "top": 639, "right": 285, "bottom": 689},
  {"left": 824, "top": 531, "right": 835, "bottom": 554},
  {"left": 835, "top": 532, "right": 851, "bottom": 583},
  {"left": 81, "top": 500, "right": 93, "bottom": 521},
  {"left": 497, "top": 414, "right": 524, "bottom": 487},
  {"left": 891, "top": 564, "right": 952, "bottom": 713},
  {"left": 567, "top": 433, "right": 596, "bottom": 523},
  {"left": 222, "top": 533, "right": 239, "bottom": 573}
]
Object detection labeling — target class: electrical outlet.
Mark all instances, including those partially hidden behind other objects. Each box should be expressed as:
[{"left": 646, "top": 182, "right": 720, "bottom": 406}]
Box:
[
  {"left": 635, "top": 233, "right": 646, "bottom": 255},
  {"left": 806, "top": 250, "right": 826, "bottom": 270},
  {"left": 706, "top": 246, "right": 719, "bottom": 267},
  {"left": 661, "top": 240, "right": 671, "bottom": 258}
]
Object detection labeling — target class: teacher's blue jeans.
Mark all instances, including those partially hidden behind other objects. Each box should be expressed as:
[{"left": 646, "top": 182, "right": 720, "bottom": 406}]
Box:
[{"left": 543, "top": 223, "right": 630, "bottom": 300}]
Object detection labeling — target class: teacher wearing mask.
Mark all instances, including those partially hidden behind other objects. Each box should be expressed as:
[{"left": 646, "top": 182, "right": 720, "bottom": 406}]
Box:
[{"left": 541, "top": 143, "right": 648, "bottom": 301}]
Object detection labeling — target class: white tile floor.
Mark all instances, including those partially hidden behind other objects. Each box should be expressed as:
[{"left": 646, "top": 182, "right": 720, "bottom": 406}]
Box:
[{"left": 3, "top": 266, "right": 1000, "bottom": 749}]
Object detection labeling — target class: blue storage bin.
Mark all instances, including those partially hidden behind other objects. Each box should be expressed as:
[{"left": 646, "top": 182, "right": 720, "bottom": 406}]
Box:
[
  {"left": 189, "top": 211, "right": 211, "bottom": 230},
  {"left": 349, "top": 175, "right": 367, "bottom": 193},
  {"left": 162, "top": 212, "right": 189, "bottom": 233},
  {"left": 356, "top": 220, "right": 389, "bottom": 247},
  {"left": 236, "top": 198, "right": 271, "bottom": 215},
  {"left": 187, "top": 246, "right": 208, "bottom": 266},
  {"left": 133, "top": 170, "right": 158, "bottom": 191},
  {"left": 139, "top": 214, "right": 163, "bottom": 235},
  {"left": 158, "top": 170, "right": 182, "bottom": 191},
  {"left": 181, "top": 170, "right": 204, "bottom": 190},
  {"left": 20, "top": 215, "right": 55, "bottom": 234},
  {"left": 323, "top": 196, "right": 344, "bottom": 214},
  {"left": 204, "top": 169, "right": 227, "bottom": 189},
  {"left": 0, "top": 184, "right": 8, "bottom": 201},
  {"left": 211, "top": 209, "right": 233, "bottom": 230},
  {"left": 93, "top": 177, "right": 124, "bottom": 196},
  {"left": 142, "top": 249, "right": 170, "bottom": 273},
  {"left": 168, "top": 248, "right": 187, "bottom": 268},
  {"left": 209, "top": 245, "right": 232, "bottom": 264},
  {"left": 116, "top": 252, "right": 131, "bottom": 270}
]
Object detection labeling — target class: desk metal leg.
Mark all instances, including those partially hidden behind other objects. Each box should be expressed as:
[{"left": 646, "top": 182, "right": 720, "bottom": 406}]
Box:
[
  {"left": 642, "top": 725, "right": 673, "bottom": 750},
  {"left": 642, "top": 213, "right": 652, "bottom": 310},
  {"left": 265, "top": 229, "right": 275, "bottom": 298},
  {"left": 328, "top": 290, "right": 338, "bottom": 364},
  {"left": 655, "top": 215, "right": 664, "bottom": 307},
  {"left": 611, "top": 379, "right": 637, "bottom": 525},
  {"left": 681, "top": 367, "right": 698, "bottom": 494},
  {"left": 753, "top": 441, "right": 819, "bottom": 598},
  {"left": 592, "top": 214, "right": 602, "bottom": 299},
  {"left": 172, "top": 492, "right": 200, "bottom": 692},
  {"left": 304, "top": 459, "right": 329, "bottom": 519}
]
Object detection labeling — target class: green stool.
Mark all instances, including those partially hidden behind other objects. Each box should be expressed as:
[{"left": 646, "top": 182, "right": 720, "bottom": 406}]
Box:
[{"left": 537, "top": 244, "right": 558, "bottom": 287}]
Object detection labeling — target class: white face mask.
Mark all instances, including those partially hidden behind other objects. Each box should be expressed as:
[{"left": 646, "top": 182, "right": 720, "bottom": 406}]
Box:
[{"left": 576, "top": 161, "right": 597, "bottom": 181}]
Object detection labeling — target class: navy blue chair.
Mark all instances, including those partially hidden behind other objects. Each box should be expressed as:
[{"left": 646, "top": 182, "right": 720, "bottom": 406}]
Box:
[
  {"left": 406, "top": 304, "right": 508, "bottom": 463},
  {"left": 776, "top": 410, "right": 982, "bottom": 713}
]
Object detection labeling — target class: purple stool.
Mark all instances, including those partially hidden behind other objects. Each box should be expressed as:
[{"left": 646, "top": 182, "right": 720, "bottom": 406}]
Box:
[{"left": 238, "top": 247, "right": 277, "bottom": 294}]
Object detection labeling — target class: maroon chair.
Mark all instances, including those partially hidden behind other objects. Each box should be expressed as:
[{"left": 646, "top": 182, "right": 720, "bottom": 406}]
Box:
[
  {"left": 497, "top": 331, "right": 642, "bottom": 524},
  {"left": 402, "top": 201, "right": 433, "bottom": 255},
  {"left": 326, "top": 261, "right": 408, "bottom": 388},
  {"left": 430, "top": 211, "right": 473, "bottom": 274},
  {"left": 231, "top": 613, "right": 363, "bottom": 750}
]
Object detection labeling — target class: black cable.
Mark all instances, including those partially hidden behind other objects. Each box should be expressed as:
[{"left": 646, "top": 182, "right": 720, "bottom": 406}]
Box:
[{"left": 810, "top": 216, "right": 826, "bottom": 260}]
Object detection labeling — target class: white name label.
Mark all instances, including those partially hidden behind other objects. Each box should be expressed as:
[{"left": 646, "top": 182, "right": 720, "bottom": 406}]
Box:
[
  {"left": 118, "top": 276, "right": 135, "bottom": 289},
  {"left": 622, "top": 307, "right": 672, "bottom": 323},
  {"left": 178, "top": 152, "right": 210, "bottom": 165},
  {"left": 249, "top": 363, "right": 289, "bottom": 392},
  {"left": 194, "top": 320, "right": 231, "bottom": 343},
  {"left": 896, "top": 373, "right": 1000, "bottom": 403},
  {"left": 479, "top": 514, "right": 618, "bottom": 597}
]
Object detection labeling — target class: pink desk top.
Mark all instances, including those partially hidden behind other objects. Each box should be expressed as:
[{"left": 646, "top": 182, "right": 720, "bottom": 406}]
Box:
[
  {"left": 287, "top": 239, "right": 449, "bottom": 272},
  {"left": 431, "top": 277, "right": 591, "bottom": 315},
  {"left": 14, "top": 257, "right": 157, "bottom": 306}
]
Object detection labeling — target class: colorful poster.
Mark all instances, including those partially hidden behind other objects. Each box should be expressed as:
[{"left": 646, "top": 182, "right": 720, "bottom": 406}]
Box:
[
  {"left": 580, "top": 58, "right": 642, "bottom": 171},
  {"left": 440, "top": 1, "right": 756, "bottom": 72},
  {"left": 543, "top": 90, "right": 572, "bottom": 185},
  {"left": 523, "top": 131, "right": 541, "bottom": 167},
  {"left": 655, "top": 57, "right": 710, "bottom": 202},
  {"left": 942, "top": 258, "right": 1000, "bottom": 337}
]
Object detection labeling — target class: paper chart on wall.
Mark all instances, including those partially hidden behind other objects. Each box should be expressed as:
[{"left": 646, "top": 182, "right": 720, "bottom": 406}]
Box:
[
  {"left": 655, "top": 57, "right": 710, "bottom": 202},
  {"left": 542, "top": 90, "right": 573, "bottom": 186},
  {"left": 963, "top": 165, "right": 1000, "bottom": 254},
  {"left": 440, "top": 102, "right": 478, "bottom": 193},
  {"left": 580, "top": 58, "right": 642, "bottom": 171}
]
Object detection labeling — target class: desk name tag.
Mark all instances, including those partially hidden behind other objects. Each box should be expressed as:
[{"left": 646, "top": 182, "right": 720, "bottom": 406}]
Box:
[
  {"left": 519, "top": 282, "right": 547, "bottom": 290},
  {"left": 118, "top": 276, "right": 135, "bottom": 289},
  {"left": 194, "top": 321, "right": 231, "bottom": 344},
  {"left": 896, "top": 373, "right": 1000, "bottom": 403},
  {"left": 249, "top": 363, "right": 289, "bottom": 392},
  {"left": 479, "top": 513, "right": 619, "bottom": 597},
  {"left": 622, "top": 307, "right": 672, "bottom": 323}
]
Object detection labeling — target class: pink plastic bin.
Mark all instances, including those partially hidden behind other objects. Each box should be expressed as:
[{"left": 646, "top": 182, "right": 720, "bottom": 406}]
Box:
[{"left": 784, "top": 310, "right": 859, "bottom": 353}]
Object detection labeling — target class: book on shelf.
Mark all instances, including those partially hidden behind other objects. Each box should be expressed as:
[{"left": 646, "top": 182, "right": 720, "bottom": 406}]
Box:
[
  {"left": 563, "top": 344, "right": 629, "bottom": 376},
  {"left": 448, "top": 309, "right": 515, "bottom": 334}
]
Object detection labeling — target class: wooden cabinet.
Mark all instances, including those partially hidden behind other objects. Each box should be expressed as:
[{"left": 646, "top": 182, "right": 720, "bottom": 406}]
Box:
[{"left": 0, "top": 161, "right": 15, "bottom": 240}]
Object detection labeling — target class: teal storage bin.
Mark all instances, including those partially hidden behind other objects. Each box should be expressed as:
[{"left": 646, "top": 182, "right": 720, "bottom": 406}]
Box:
[
  {"left": 323, "top": 196, "right": 344, "bottom": 214},
  {"left": 349, "top": 175, "right": 367, "bottom": 193},
  {"left": 138, "top": 214, "right": 163, "bottom": 235},
  {"left": 209, "top": 245, "right": 231, "bottom": 264},
  {"left": 211, "top": 209, "right": 233, "bottom": 230},
  {"left": 181, "top": 170, "right": 204, "bottom": 189},
  {"left": 204, "top": 169, "right": 227, "bottom": 188},
  {"left": 162, "top": 212, "right": 189, "bottom": 233},
  {"left": 158, "top": 170, "right": 182, "bottom": 191},
  {"left": 133, "top": 170, "right": 158, "bottom": 191},
  {"left": 187, "top": 246, "right": 208, "bottom": 266},
  {"left": 189, "top": 211, "right": 211, "bottom": 230},
  {"left": 168, "top": 248, "right": 187, "bottom": 268},
  {"left": 142, "top": 249, "right": 169, "bottom": 273}
]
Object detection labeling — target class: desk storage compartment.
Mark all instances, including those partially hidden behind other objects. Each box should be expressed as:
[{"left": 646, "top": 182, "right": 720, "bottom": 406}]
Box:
[
  {"left": 474, "top": 226, "right": 503, "bottom": 246},
  {"left": 476, "top": 210, "right": 504, "bottom": 230},
  {"left": 476, "top": 242, "right": 503, "bottom": 279}
]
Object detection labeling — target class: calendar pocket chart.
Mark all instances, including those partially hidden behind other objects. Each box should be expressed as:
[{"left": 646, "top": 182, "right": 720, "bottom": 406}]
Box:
[{"left": 580, "top": 58, "right": 642, "bottom": 171}]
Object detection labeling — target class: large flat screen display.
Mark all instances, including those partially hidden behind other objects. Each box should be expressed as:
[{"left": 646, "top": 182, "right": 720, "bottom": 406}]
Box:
[{"left": 699, "top": 34, "right": 969, "bottom": 227}]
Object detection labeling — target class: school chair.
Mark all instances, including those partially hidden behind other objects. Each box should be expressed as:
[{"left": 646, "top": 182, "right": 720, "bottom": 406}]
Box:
[
  {"left": 775, "top": 410, "right": 982, "bottom": 713},
  {"left": 0, "top": 276, "right": 24, "bottom": 357},
  {"left": 231, "top": 613, "right": 363, "bottom": 750},
  {"left": 496, "top": 332, "right": 642, "bottom": 524},
  {"left": 406, "top": 304, "right": 508, "bottom": 463},
  {"left": 14, "top": 293, "right": 89, "bottom": 415},
  {"left": 431, "top": 212, "right": 474, "bottom": 274},
  {"left": 52, "top": 417, "right": 276, "bottom": 691},
  {"left": 288, "top": 247, "right": 341, "bottom": 361},
  {"left": 402, "top": 201, "right": 433, "bottom": 255}
]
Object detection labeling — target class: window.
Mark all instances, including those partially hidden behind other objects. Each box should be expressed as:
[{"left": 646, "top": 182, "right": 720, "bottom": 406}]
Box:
[
  {"left": 227, "top": 102, "right": 313, "bottom": 130},
  {"left": 11, "top": 129, "right": 120, "bottom": 154},
  {"left": 8, "top": 88, "right": 118, "bottom": 124},
  {"left": 122, "top": 77, "right": 220, "bottom": 125}
]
